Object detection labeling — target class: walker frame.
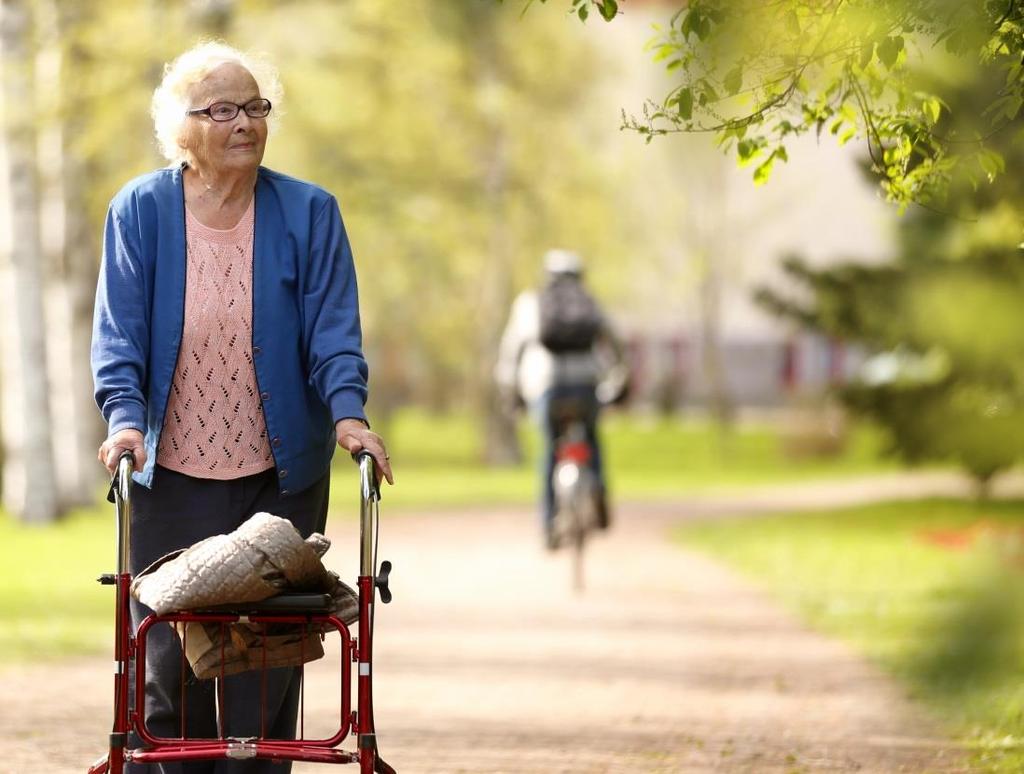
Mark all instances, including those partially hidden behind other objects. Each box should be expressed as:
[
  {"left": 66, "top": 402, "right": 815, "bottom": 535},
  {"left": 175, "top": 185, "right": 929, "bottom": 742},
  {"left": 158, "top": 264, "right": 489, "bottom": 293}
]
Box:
[{"left": 87, "top": 451, "right": 394, "bottom": 773}]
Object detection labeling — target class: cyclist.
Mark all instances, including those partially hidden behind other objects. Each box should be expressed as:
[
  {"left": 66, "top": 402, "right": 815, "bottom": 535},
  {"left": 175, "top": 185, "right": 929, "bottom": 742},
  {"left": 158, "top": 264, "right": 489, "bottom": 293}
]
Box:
[{"left": 495, "top": 249, "right": 627, "bottom": 550}]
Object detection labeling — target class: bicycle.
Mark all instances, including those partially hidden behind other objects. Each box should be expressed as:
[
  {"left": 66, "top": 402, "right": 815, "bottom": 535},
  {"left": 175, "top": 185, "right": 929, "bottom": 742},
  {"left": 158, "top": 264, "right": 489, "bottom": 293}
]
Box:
[{"left": 548, "top": 396, "right": 604, "bottom": 593}]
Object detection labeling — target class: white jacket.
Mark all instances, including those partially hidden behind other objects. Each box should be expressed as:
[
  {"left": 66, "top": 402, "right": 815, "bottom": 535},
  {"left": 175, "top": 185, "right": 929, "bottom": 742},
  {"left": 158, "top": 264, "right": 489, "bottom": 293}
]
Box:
[{"left": 494, "top": 290, "right": 624, "bottom": 406}]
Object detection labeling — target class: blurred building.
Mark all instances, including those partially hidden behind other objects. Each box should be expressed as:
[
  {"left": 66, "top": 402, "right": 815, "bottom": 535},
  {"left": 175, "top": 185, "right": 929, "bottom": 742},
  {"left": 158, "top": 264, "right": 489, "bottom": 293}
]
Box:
[{"left": 622, "top": 330, "right": 868, "bottom": 412}]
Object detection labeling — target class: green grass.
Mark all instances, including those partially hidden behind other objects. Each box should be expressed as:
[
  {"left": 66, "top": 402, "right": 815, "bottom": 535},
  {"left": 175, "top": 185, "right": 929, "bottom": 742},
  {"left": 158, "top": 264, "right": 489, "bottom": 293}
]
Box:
[
  {"left": 1, "top": 408, "right": 897, "bottom": 663},
  {"left": 674, "top": 499, "right": 1024, "bottom": 773},
  {"left": 0, "top": 504, "right": 114, "bottom": 661},
  {"left": 343, "top": 407, "right": 900, "bottom": 511}
]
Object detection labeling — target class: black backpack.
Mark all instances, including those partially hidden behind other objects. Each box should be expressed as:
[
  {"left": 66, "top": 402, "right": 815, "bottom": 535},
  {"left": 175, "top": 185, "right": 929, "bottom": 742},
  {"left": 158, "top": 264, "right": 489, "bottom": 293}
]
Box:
[{"left": 538, "top": 275, "right": 603, "bottom": 353}]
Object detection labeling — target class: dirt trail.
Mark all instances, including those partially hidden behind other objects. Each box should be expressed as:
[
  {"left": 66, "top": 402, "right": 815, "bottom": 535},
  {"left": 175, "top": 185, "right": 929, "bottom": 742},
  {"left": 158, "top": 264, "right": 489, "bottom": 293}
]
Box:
[{"left": 2, "top": 472, "right": 987, "bottom": 773}]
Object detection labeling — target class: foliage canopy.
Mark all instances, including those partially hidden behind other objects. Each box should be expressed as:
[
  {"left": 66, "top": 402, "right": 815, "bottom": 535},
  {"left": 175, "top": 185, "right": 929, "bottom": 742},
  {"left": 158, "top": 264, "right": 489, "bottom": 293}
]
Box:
[
  {"left": 755, "top": 62, "right": 1024, "bottom": 486},
  {"left": 526, "top": 0, "right": 1024, "bottom": 214}
]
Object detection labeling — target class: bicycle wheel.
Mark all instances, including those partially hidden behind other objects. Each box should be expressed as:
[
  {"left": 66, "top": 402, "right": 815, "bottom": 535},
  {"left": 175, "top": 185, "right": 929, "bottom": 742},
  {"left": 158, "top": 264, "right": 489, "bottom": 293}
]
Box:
[
  {"left": 569, "top": 498, "right": 586, "bottom": 592},
  {"left": 571, "top": 468, "right": 600, "bottom": 593}
]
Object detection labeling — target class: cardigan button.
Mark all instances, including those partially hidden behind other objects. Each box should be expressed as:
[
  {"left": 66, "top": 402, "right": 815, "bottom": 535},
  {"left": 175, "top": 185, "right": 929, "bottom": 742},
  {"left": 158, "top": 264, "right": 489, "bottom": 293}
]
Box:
[
  {"left": 279, "top": 469, "right": 288, "bottom": 479},
  {"left": 253, "top": 346, "right": 262, "bottom": 355},
  {"left": 260, "top": 391, "right": 270, "bottom": 401},
  {"left": 281, "top": 489, "right": 290, "bottom": 496},
  {"left": 272, "top": 437, "right": 281, "bottom": 448}
]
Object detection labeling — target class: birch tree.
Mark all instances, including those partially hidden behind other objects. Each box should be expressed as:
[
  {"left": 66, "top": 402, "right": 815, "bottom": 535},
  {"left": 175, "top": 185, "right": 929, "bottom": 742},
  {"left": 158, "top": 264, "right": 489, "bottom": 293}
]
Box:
[
  {"left": 463, "top": 5, "right": 523, "bottom": 465},
  {"left": 25, "top": 0, "right": 111, "bottom": 509},
  {"left": 0, "top": 0, "right": 59, "bottom": 523}
]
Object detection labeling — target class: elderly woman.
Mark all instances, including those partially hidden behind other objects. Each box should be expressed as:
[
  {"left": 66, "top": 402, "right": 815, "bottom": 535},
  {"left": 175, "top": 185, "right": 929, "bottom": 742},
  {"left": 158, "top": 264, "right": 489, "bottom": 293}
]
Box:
[{"left": 91, "top": 42, "right": 392, "bottom": 771}]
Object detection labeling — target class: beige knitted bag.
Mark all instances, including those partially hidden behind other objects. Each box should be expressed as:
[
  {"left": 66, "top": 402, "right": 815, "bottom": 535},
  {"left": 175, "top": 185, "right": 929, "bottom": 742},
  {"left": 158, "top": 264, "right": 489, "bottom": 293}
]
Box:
[{"left": 131, "top": 512, "right": 358, "bottom": 678}]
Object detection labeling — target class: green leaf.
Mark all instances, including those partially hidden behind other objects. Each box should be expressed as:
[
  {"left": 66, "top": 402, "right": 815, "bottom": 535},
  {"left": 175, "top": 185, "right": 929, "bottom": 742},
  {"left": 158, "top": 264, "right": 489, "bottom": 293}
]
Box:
[
  {"left": 652, "top": 44, "right": 676, "bottom": 62},
  {"left": 753, "top": 154, "right": 775, "bottom": 185},
  {"left": 676, "top": 87, "right": 693, "bottom": 120},
  {"left": 983, "top": 94, "right": 1016, "bottom": 120},
  {"left": 1004, "top": 61, "right": 1022, "bottom": 88},
  {"left": 578, "top": 4, "right": 589, "bottom": 21},
  {"left": 785, "top": 10, "right": 800, "bottom": 36},
  {"left": 838, "top": 127, "right": 856, "bottom": 146},
  {"left": 877, "top": 36, "right": 904, "bottom": 69},
  {"left": 859, "top": 42, "right": 875, "bottom": 69},
  {"left": 1005, "top": 95, "right": 1023, "bottom": 121},
  {"left": 724, "top": 66, "right": 743, "bottom": 96},
  {"left": 922, "top": 97, "right": 941, "bottom": 126},
  {"left": 598, "top": 0, "right": 618, "bottom": 22},
  {"left": 680, "top": 9, "right": 696, "bottom": 40},
  {"left": 978, "top": 148, "right": 1005, "bottom": 181},
  {"left": 737, "top": 139, "right": 764, "bottom": 167},
  {"left": 697, "top": 15, "right": 712, "bottom": 40}
]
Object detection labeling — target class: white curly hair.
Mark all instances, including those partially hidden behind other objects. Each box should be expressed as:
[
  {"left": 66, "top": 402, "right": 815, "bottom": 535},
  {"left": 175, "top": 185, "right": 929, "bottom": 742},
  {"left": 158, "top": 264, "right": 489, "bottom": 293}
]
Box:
[{"left": 151, "top": 41, "right": 284, "bottom": 165}]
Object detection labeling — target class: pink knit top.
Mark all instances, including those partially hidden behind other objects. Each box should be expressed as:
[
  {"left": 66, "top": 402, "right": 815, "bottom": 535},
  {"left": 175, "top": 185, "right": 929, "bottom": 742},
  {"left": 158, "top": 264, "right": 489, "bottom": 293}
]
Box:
[{"left": 156, "top": 198, "right": 275, "bottom": 479}]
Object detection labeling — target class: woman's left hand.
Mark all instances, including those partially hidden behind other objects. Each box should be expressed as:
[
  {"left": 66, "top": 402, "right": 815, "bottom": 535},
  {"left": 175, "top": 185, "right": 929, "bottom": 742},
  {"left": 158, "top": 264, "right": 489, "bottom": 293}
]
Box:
[{"left": 335, "top": 418, "right": 394, "bottom": 485}]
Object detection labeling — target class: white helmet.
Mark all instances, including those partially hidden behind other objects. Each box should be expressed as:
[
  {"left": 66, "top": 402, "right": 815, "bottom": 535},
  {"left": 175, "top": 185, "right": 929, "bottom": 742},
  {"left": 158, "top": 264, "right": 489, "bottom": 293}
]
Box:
[{"left": 543, "top": 249, "right": 583, "bottom": 276}]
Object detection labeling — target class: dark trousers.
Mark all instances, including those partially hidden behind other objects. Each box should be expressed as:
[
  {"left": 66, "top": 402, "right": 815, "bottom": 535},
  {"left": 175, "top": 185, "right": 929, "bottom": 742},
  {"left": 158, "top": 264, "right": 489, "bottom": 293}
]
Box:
[
  {"left": 536, "top": 384, "right": 604, "bottom": 529},
  {"left": 127, "top": 465, "right": 330, "bottom": 774}
]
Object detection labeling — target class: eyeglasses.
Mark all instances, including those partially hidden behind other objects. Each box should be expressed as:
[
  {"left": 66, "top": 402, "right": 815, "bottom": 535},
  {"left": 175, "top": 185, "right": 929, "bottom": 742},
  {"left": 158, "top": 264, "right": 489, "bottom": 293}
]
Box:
[{"left": 186, "top": 98, "right": 272, "bottom": 122}]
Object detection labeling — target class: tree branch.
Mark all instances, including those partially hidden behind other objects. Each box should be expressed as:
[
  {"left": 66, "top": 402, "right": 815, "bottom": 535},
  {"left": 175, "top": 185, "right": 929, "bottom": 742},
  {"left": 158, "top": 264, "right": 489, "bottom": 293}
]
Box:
[{"left": 994, "top": 0, "right": 1016, "bottom": 30}]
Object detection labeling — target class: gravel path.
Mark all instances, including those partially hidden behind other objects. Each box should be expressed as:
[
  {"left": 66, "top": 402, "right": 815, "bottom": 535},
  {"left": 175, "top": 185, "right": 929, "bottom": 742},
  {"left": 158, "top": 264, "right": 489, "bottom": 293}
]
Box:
[{"left": 2, "top": 471, "right": 993, "bottom": 774}]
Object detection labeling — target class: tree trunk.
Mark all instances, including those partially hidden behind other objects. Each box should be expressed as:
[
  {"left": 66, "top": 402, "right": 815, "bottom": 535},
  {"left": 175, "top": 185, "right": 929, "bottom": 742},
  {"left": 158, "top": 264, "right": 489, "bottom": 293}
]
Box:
[
  {"left": 690, "top": 157, "right": 735, "bottom": 436},
  {"left": 45, "top": 0, "right": 105, "bottom": 506},
  {"left": 697, "top": 253, "right": 735, "bottom": 429},
  {"left": 0, "top": 0, "right": 60, "bottom": 522},
  {"left": 479, "top": 128, "right": 522, "bottom": 466},
  {"left": 475, "top": 43, "right": 522, "bottom": 467}
]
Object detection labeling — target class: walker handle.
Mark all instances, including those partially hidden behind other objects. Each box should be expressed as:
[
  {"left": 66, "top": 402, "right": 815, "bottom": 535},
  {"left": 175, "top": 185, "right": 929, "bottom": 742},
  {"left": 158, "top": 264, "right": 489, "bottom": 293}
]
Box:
[
  {"left": 354, "top": 450, "right": 380, "bottom": 578},
  {"left": 353, "top": 449, "right": 381, "bottom": 504},
  {"left": 106, "top": 451, "right": 135, "bottom": 576},
  {"left": 105, "top": 450, "right": 135, "bottom": 504}
]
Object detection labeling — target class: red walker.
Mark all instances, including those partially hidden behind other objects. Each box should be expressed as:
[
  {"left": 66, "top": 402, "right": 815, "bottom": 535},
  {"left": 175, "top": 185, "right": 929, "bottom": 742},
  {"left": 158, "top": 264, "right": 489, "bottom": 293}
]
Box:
[{"left": 88, "top": 451, "right": 395, "bottom": 773}]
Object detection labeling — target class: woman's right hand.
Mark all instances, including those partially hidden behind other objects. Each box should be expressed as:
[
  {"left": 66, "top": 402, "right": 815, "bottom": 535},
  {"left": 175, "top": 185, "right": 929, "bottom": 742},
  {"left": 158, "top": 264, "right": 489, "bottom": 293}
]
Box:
[{"left": 98, "top": 429, "right": 147, "bottom": 474}]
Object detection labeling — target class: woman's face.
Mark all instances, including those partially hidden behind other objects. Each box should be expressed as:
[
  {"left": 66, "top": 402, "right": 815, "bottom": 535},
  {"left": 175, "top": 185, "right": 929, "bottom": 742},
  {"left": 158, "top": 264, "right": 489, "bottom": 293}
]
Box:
[{"left": 181, "top": 62, "right": 268, "bottom": 176}]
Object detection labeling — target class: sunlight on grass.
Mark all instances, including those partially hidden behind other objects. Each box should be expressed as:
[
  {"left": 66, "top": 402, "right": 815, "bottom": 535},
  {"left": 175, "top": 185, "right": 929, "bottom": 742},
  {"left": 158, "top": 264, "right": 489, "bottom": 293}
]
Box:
[
  {"left": 0, "top": 505, "right": 113, "bottom": 661},
  {"left": 328, "top": 408, "right": 900, "bottom": 512},
  {"left": 0, "top": 409, "right": 898, "bottom": 664},
  {"left": 674, "top": 499, "right": 1024, "bottom": 774}
]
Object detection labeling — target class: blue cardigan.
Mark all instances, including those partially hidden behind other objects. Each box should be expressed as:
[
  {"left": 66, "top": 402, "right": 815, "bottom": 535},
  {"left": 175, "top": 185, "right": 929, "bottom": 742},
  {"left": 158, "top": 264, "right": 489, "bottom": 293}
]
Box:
[{"left": 92, "top": 165, "right": 369, "bottom": 495}]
